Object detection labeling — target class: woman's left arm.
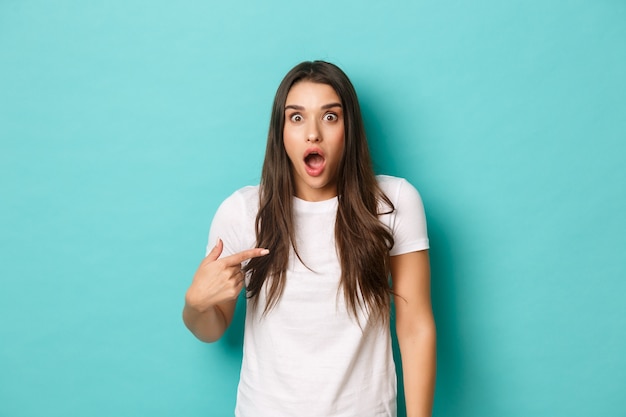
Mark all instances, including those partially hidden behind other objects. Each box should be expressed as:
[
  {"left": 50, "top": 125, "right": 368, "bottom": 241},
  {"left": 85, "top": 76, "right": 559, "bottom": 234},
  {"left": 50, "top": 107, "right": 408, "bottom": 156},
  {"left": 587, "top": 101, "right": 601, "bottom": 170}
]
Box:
[{"left": 391, "top": 249, "right": 436, "bottom": 417}]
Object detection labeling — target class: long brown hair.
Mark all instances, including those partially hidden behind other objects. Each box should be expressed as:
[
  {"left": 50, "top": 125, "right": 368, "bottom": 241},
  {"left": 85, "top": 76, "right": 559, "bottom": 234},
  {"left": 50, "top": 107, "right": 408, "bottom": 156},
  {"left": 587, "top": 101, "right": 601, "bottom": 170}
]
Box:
[{"left": 244, "top": 61, "right": 395, "bottom": 324}]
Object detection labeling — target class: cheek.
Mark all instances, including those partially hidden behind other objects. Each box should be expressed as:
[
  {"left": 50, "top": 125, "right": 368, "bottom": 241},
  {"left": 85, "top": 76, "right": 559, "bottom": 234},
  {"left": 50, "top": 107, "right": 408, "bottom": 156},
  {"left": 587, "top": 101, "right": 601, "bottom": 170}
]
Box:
[
  {"left": 333, "top": 129, "right": 346, "bottom": 155},
  {"left": 283, "top": 125, "right": 298, "bottom": 146},
  {"left": 282, "top": 134, "right": 298, "bottom": 163}
]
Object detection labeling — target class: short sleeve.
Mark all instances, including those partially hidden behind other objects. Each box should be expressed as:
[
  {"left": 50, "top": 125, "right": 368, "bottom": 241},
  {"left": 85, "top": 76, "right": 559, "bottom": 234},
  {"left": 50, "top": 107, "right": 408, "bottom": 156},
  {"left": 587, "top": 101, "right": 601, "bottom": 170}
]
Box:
[
  {"left": 382, "top": 177, "right": 429, "bottom": 256},
  {"left": 206, "top": 187, "right": 258, "bottom": 258}
]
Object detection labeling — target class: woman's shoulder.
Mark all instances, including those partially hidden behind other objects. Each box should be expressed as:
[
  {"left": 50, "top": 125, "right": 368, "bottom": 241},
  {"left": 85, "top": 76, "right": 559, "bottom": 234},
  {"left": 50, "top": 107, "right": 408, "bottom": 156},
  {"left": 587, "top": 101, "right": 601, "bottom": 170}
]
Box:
[
  {"left": 376, "top": 175, "right": 418, "bottom": 198},
  {"left": 375, "top": 175, "right": 429, "bottom": 253},
  {"left": 209, "top": 185, "right": 259, "bottom": 256},
  {"left": 375, "top": 175, "right": 426, "bottom": 214},
  {"left": 229, "top": 184, "right": 260, "bottom": 202},
  {"left": 376, "top": 174, "right": 407, "bottom": 187},
  {"left": 215, "top": 184, "right": 260, "bottom": 218}
]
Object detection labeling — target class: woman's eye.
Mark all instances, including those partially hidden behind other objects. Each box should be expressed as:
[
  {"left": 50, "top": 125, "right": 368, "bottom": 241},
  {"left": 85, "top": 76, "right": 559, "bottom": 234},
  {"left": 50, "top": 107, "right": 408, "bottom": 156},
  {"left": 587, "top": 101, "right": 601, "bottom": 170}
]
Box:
[
  {"left": 324, "top": 113, "right": 338, "bottom": 122},
  {"left": 289, "top": 114, "right": 303, "bottom": 122}
]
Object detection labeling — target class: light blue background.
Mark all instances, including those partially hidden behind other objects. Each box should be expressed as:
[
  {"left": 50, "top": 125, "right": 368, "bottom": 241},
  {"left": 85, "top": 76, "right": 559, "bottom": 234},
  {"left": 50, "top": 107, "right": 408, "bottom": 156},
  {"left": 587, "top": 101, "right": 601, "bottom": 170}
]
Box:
[{"left": 1, "top": 1, "right": 625, "bottom": 416}]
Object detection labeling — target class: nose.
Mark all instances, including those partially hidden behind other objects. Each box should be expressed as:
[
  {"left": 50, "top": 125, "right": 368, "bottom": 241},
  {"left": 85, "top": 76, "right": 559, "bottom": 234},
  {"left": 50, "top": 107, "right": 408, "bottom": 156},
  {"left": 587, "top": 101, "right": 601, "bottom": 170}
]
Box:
[{"left": 306, "top": 120, "right": 321, "bottom": 143}]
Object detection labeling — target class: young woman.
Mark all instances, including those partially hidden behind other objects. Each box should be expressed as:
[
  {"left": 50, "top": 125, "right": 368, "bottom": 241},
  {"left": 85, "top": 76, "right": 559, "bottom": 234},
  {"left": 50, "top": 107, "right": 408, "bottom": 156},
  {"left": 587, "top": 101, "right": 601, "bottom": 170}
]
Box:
[{"left": 183, "top": 61, "right": 436, "bottom": 417}]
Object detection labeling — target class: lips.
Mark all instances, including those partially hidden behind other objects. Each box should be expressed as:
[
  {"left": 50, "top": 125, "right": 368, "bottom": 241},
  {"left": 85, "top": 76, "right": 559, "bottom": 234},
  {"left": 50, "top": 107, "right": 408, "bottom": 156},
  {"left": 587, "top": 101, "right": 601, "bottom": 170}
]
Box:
[{"left": 303, "top": 148, "right": 326, "bottom": 177}]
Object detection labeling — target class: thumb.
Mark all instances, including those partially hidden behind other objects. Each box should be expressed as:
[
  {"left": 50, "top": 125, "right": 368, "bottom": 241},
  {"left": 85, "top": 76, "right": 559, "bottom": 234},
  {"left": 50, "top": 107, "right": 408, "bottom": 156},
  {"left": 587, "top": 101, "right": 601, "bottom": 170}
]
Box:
[{"left": 206, "top": 238, "right": 224, "bottom": 262}]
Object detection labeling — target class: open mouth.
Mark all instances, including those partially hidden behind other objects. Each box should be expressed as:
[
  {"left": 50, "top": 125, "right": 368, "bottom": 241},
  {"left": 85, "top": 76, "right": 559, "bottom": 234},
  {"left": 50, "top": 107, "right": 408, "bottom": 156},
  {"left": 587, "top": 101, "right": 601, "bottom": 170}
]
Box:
[
  {"left": 303, "top": 149, "right": 326, "bottom": 176},
  {"left": 304, "top": 152, "right": 324, "bottom": 168}
]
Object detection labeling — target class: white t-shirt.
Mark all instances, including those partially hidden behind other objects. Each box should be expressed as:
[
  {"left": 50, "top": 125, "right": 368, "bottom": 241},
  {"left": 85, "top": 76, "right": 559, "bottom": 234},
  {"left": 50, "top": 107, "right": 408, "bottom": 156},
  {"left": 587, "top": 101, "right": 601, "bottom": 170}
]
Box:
[{"left": 207, "top": 175, "right": 429, "bottom": 417}]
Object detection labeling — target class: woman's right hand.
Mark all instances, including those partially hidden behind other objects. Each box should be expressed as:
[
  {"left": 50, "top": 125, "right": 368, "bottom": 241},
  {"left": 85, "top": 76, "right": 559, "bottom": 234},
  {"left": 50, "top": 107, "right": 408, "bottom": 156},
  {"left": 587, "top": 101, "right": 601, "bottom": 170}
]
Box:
[{"left": 185, "top": 238, "right": 270, "bottom": 313}]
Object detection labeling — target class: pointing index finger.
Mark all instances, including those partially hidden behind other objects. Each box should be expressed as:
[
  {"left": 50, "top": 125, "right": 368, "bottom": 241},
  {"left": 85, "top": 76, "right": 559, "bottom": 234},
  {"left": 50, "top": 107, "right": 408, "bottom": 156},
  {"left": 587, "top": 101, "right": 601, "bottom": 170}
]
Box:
[{"left": 221, "top": 248, "right": 270, "bottom": 266}]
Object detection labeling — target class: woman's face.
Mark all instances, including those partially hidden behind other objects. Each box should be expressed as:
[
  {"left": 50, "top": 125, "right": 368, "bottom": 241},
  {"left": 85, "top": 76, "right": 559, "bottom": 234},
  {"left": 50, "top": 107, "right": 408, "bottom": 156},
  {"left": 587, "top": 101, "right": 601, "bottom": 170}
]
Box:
[{"left": 283, "top": 81, "right": 345, "bottom": 202}]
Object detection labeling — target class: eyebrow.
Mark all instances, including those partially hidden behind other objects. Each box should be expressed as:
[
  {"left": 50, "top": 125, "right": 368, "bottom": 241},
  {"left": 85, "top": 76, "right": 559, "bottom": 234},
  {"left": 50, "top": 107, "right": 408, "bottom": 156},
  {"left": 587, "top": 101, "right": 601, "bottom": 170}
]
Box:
[{"left": 284, "top": 102, "right": 343, "bottom": 111}]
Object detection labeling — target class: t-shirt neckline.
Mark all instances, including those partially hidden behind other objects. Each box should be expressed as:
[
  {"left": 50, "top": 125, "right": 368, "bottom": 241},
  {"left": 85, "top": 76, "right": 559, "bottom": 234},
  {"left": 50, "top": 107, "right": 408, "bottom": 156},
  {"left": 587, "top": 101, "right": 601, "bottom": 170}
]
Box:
[{"left": 292, "top": 195, "right": 338, "bottom": 213}]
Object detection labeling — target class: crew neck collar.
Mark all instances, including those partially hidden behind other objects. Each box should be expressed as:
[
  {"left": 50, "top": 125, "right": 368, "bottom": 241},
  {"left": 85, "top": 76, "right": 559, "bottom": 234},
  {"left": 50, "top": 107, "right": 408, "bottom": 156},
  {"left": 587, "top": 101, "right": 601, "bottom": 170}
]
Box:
[{"left": 292, "top": 195, "right": 338, "bottom": 213}]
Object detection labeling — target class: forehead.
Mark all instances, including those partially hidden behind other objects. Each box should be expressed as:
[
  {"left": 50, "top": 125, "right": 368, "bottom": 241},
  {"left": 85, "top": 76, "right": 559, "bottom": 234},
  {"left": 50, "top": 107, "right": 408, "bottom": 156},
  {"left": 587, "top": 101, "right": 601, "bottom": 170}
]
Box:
[{"left": 285, "top": 81, "right": 340, "bottom": 106}]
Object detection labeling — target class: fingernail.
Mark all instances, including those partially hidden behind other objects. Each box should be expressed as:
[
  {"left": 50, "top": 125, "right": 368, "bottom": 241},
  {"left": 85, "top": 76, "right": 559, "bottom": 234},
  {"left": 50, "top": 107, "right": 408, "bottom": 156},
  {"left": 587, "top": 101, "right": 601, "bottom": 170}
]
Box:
[{"left": 260, "top": 249, "right": 270, "bottom": 255}]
